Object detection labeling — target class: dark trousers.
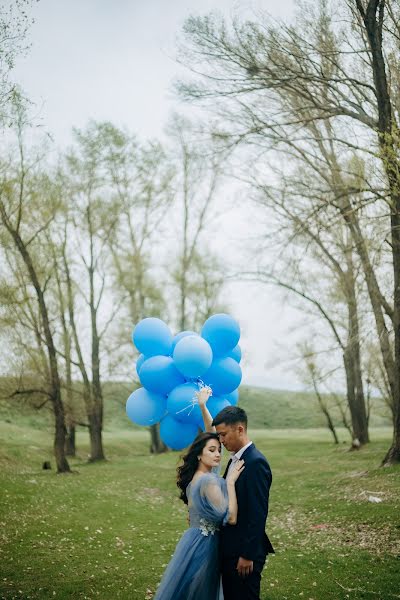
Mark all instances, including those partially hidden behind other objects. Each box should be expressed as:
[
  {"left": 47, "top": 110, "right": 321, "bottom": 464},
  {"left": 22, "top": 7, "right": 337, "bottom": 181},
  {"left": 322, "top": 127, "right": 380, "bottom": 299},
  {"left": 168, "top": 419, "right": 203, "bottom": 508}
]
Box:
[{"left": 221, "top": 557, "right": 265, "bottom": 600}]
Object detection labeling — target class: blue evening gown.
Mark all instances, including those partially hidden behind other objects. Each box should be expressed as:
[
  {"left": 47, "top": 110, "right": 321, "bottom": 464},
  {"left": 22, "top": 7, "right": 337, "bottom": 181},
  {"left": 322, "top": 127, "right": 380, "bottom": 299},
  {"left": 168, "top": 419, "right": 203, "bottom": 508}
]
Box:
[{"left": 154, "top": 472, "right": 228, "bottom": 600}]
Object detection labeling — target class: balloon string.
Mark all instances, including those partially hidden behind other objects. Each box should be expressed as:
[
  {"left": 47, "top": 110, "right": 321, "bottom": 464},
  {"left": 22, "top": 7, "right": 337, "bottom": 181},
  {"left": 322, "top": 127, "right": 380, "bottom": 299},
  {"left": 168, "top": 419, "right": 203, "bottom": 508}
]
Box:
[
  {"left": 175, "top": 379, "right": 212, "bottom": 416},
  {"left": 197, "top": 378, "right": 211, "bottom": 390},
  {"left": 175, "top": 399, "right": 198, "bottom": 416}
]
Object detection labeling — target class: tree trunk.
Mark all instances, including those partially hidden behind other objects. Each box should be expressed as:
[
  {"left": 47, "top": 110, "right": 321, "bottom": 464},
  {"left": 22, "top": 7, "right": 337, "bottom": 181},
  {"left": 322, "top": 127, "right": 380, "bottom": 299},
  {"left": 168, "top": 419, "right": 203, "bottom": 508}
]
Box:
[
  {"left": 53, "top": 401, "right": 70, "bottom": 472},
  {"left": 65, "top": 425, "right": 76, "bottom": 456},
  {"left": 333, "top": 392, "right": 353, "bottom": 439},
  {"left": 90, "top": 281, "right": 106, "bottom": 462},
  {"left": 149, "top": 424, "right": 168, "bottom": 454},
  {"left": 179, "top": 253, "right": 189, "bottom": 331},
  {"left": 343, "top": 349, "right": 368, "bottom": 446},
  {"left": 88, "top": 408, "right": 106, "bottom": 462},
  {"left": 381, "top": 196, "right": 400, "bottom": 464},
  {"left": 358, "top": 0, "right": 400, "bottom": 464},
  {"left": 87, "top": 201, "right": 106, "bottom": 462},
  {"left": 343, "top": 209, "right": 396, "bottom": 397},
  {"left": 312, "top": 378, "right": 339, "bottom": 444},
  {"left": 55, "top": 249, "right": 77, "bottom": 459},
  {"left": 0, "top": 204, "right": 71, "bottom": 473},
  {"left": 323, "top": 408, "right": 339, "bottom": 445},
  {"left": 88, "top": 413, "right": 106, "bottom": 461},
  {"left": 344, "top": 258, "right": 369, "bottom": 444},
  {"left": 180, "top": 279, "right": 187, "bottom": 331},
  {"left": 63, "top": 248, "right": 105, "bottom": 462},
  {"left": 40, "top": 303, "right": 71, "bottom": 472}
]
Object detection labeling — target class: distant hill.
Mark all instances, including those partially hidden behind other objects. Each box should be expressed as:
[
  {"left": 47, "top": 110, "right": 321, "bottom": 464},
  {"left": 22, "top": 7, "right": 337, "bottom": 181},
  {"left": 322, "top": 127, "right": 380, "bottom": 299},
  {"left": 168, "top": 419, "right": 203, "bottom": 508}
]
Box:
[
  {"left": 238, "top": 386, "right": 391, "bottom": 429},
  {"left": 103, "top": 382, "right": 392, "bottom": 430},
  {"left": 0, "top": 378, "right": 392, "bottom": 431}
]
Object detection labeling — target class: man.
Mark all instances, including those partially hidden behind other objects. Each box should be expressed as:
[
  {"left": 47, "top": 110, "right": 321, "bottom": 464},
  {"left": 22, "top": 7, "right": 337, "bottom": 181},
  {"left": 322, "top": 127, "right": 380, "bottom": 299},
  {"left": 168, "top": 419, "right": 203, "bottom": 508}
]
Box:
[
  {"left": 197, "top": 390, "right": 274, "bottom": 599},
  {"left": 212, "top": 405, "right": 274, "bottom": 600}
]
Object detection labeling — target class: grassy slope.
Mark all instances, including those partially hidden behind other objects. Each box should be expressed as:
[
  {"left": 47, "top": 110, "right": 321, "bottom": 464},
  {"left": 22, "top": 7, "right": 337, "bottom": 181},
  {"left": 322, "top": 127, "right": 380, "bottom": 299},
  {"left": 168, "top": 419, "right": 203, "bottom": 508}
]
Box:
[
  {"left": 0, "top": 380, "right": 391, "bottom": 432},
  {"left": 105, "top": 383, "right": 393, "bottom": 430},
  {"left": 0, "top": 423, "right": 399, "bottom": 600}
]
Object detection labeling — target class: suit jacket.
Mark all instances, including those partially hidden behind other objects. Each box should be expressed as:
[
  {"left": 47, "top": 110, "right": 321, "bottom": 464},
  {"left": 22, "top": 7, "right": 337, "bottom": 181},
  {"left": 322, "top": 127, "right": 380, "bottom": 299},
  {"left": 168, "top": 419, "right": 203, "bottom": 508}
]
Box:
[{"left": 221, "top": 443, "right": 274, "bottom": 562}]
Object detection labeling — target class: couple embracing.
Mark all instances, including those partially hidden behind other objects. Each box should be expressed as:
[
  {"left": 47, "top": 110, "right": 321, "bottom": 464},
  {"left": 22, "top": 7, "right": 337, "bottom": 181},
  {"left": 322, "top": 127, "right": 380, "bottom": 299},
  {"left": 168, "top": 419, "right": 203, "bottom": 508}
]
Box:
[{"left": 154, "top": 387, "right": 274, "bottom": 600}]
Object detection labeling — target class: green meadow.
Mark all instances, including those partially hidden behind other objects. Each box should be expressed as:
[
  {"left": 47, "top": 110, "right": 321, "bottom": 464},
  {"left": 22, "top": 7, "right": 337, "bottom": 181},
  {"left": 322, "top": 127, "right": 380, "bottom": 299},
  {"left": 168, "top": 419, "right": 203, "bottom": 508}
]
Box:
[{"left": 0, "top": 416, "right": 399, "bottom": 600}]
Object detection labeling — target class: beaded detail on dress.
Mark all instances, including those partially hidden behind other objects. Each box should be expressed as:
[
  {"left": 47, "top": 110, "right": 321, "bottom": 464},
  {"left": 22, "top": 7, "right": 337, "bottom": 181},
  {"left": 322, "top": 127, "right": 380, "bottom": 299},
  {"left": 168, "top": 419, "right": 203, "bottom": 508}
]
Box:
[{"left": 199, "top": 518, "right": 219, "bottom": 536}]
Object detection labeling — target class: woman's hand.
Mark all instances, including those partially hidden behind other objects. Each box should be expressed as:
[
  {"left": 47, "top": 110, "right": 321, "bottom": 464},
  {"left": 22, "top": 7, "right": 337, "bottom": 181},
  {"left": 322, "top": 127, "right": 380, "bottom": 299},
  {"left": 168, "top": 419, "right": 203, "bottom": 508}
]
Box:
[
  {"left": 196, "top": 386, "right": 212, "bottom": 407},
  {"left": 226, "top": 459, "right": 245, "bottom": 485}
]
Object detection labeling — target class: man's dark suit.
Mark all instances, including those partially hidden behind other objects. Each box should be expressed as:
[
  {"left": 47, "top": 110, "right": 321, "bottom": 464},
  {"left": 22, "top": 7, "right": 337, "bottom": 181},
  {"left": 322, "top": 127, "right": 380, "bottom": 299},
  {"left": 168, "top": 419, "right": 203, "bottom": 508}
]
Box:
[{"left": 221, "top": 443, "right": 274, "bottom": 600}]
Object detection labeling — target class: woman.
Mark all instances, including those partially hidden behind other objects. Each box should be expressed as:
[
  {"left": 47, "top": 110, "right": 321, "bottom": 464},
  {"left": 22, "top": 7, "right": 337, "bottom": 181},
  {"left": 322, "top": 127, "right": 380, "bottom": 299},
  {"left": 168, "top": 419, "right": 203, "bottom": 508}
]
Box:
[{"left": 154, "top": 427, "right": 244, "bottom": 600}]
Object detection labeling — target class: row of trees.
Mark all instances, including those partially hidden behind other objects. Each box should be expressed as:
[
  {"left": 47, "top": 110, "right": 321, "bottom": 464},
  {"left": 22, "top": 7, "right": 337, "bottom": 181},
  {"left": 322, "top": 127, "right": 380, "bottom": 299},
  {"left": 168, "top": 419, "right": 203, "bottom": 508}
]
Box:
[
  {"left": 176, "top": 0, "right": 400, "bottom": 464},
  {"left": 1, "top": 0, "right": 399, "bottom": 469},
  {"left": 0, "top": 97, "right": 227, "bottom": 471}
]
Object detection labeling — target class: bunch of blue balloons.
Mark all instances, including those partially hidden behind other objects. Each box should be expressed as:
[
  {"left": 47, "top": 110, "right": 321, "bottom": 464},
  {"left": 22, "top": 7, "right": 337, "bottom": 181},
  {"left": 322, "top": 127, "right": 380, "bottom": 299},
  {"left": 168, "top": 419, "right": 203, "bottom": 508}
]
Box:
[{"left": 126, "top": 313, "right": 242, "bottom": 450}]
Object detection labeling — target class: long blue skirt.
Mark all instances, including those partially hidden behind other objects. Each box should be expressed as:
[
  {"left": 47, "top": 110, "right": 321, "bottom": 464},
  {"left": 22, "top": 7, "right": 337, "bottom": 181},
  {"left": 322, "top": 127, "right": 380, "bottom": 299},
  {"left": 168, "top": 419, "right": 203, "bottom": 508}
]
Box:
[{"left": 154, "top": 527, "right": 222, "bottom": 600}]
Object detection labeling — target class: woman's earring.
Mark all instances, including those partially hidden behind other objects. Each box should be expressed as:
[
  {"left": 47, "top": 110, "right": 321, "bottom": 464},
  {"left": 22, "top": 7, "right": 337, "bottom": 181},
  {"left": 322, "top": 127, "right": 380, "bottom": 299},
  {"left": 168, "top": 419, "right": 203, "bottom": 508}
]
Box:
[{"left": 198, "top": 457, "right": 201, "bottom": 461}]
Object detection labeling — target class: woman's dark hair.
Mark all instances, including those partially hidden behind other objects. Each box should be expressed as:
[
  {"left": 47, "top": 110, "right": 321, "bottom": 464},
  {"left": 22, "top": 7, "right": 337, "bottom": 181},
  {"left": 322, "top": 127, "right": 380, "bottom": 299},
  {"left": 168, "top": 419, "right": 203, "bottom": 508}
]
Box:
[{"left": 177, "top": 432, "right": 221, "bottom": 504}]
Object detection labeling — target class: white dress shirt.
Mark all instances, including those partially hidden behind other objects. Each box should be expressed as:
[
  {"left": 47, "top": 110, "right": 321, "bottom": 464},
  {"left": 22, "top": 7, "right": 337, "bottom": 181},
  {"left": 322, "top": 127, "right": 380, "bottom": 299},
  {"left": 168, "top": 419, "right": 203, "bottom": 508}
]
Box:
[{"left": 227, "top": 441, "right": 253, "bottom": 476}]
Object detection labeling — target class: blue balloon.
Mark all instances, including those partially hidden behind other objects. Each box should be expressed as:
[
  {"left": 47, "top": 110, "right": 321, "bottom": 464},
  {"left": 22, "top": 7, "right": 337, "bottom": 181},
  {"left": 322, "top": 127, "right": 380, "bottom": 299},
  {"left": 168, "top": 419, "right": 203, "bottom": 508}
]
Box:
[
  {"left": 205, "top": 395, "right": 231, "bottom": 419},
  {"left": 135, "top": 354, "right": 147, "bottom": 377},
  {"left": 173, "top": 335, "right": 213, "bottom": 379},
  {"left": 228, "top": 344, "right": 242, "bottom": 363},
  {"left": 126, "top": 388, "right": 167, "bottom": 426},
  {"left": 139, "top": 355, "right": 184, "bottom": 395},
  {"left": 171, "top": 330, "right": 198, "bottom": 352},
  {"left": 159, "top": 414, "right": 198, "bottom": 450},
  {"left": 132, "top": 318, "right": 173, "bottom": 357},
  {"left": 167, "top": 382, "right": 202, "bottom": 424},
  {"left": 203, "top": 357, "right": 242, "bottom": 395},
  {"left": 201, "top": 314, "right": 240, "bottom": 357},
  {"left": 225, "top": 388, "right": 239, "bottom": 406}
]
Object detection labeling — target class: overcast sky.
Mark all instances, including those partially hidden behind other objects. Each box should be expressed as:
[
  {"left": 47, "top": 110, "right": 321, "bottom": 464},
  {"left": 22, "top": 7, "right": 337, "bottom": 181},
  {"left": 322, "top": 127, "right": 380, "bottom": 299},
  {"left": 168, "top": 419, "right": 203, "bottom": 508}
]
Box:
[{"left": 10, "top": 0, "right": 311, "bottom": 390}]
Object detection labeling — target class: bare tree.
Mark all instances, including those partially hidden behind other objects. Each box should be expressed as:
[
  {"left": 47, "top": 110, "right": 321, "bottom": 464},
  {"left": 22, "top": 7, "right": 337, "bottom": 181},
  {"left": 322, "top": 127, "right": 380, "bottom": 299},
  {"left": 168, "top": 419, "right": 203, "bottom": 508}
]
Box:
[
  {"left": 0, "top": 98, "right": 70, "bottom": 472},
  {"left": 249, "top": 169, "right": 371, "bottom": 444},
  {"left": 97, "top": 123, "right": 174, "bottom": 454},
  {"left": 0, "top": 1, "right": 35, "bottom": 122},
  {"left": 352, "top": 0, "right": 400, "bottom": 464},
  {"left": 167, "top": 115, "right": 227, "bottom": 331},
  {"left": 177, "top": 0, "right": 400, "bottom": 463},
  {"left": 62, "top": 124, "right": 124, "bottom": 462},
  {"left": 48, "top": 220, "right": 87, "bottom": 457},
  {"left": 102, "top": 123, "right": 173, "bottom": 329}
]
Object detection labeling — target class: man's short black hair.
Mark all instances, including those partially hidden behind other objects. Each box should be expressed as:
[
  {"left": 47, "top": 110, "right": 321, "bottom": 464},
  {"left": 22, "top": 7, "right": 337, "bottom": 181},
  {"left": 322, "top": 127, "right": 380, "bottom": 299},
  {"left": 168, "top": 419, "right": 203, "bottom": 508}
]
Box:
[{"left": 212, "top": 405, "right": 248, "bottom": 428}]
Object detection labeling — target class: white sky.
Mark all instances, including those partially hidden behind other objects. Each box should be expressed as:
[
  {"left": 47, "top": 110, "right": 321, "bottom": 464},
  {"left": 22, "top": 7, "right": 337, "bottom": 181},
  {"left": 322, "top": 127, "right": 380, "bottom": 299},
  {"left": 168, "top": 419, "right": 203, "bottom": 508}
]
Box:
[{"left": 11, "top": 0, "right": 311, "bottom": 390}]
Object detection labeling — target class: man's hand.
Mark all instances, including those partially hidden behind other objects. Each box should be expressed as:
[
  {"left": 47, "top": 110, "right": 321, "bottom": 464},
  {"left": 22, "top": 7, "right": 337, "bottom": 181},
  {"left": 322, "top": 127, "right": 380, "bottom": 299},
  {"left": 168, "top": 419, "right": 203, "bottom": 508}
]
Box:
[{"left": 236, "top": 556, "right": 253, "bottom": 578}]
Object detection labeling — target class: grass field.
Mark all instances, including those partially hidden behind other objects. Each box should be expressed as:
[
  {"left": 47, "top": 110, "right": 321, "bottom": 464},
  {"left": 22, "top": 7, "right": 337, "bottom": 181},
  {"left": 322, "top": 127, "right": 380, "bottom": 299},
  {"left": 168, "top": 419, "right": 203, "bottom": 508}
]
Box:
[{"left": 0, "top": 422, "right": 399, "bottom": 600}]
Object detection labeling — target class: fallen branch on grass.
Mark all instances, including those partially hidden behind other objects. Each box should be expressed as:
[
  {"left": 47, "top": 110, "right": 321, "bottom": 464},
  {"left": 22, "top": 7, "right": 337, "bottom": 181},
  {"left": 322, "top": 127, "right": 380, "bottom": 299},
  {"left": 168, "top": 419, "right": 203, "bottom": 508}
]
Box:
[{"left": 334, "top": 580, "right": 400, "bottom": 598}]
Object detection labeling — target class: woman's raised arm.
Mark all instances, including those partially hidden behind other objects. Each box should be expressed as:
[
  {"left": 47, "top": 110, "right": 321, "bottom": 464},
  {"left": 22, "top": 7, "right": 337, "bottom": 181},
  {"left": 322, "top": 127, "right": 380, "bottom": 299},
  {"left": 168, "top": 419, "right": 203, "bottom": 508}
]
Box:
[{"left": 196, "top": 386, "right": 215, "bottom": 432}]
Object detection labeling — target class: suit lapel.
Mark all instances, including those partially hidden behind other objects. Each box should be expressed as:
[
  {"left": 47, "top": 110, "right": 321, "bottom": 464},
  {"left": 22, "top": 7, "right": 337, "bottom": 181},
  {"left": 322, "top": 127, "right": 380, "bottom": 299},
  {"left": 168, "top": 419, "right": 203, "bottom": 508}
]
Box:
[{"left": 222, "top": 458, "right": 232, "bottom": 479}]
